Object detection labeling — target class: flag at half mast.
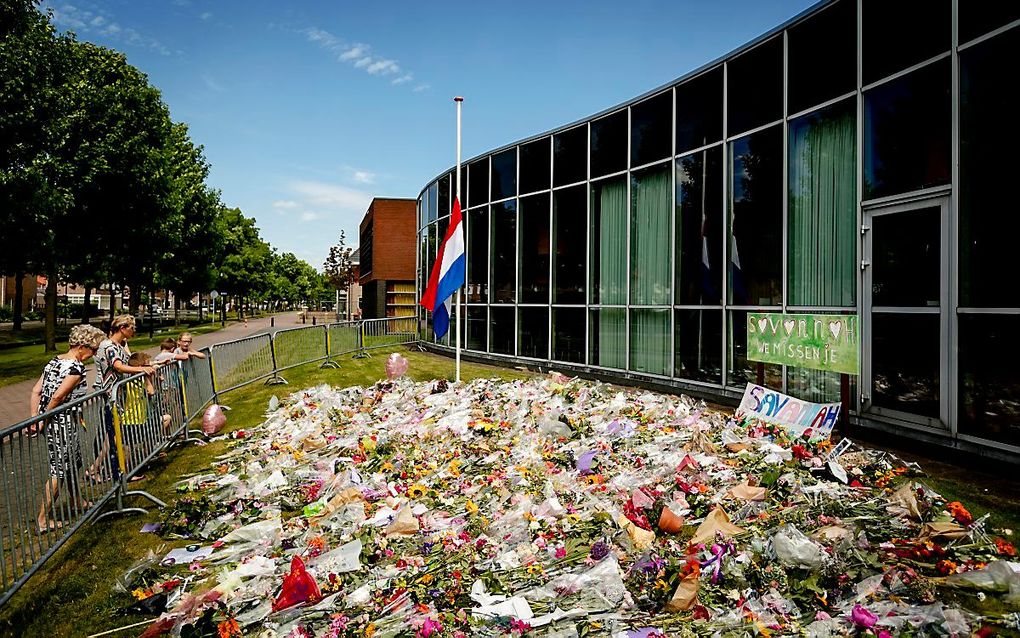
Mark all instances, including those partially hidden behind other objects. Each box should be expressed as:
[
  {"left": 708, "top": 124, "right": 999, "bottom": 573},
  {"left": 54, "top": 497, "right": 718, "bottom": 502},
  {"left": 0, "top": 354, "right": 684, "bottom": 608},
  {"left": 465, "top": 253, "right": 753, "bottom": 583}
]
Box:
[{"left": 420, "top": 197, "right": 465, "bottom": 338}]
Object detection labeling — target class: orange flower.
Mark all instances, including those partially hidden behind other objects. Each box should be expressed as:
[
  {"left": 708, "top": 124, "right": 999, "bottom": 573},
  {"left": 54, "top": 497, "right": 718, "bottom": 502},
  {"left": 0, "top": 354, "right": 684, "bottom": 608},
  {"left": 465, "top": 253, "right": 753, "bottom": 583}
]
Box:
[
  {"left": 936, "top": 559, "right": 958, "bottom": 575},
  {"left": 947, "top": 501, "right": 974, "bottom": 526},
  {"left": 217, "top": 618, "right": 241, "bottom": 638},
  {"left": 996, "top": 538, "right": 1018, "bottom": 557}
]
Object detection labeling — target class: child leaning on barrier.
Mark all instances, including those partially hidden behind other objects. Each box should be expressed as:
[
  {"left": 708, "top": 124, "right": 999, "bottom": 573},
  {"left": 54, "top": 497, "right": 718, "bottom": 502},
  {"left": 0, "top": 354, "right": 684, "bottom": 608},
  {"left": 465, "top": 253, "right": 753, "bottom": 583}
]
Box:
[
  {"left": 119, "top": 352, "right": 173, "bottom": 478},
  {"left": 29, "top": 324, "right": 106, "bottom": 534}
]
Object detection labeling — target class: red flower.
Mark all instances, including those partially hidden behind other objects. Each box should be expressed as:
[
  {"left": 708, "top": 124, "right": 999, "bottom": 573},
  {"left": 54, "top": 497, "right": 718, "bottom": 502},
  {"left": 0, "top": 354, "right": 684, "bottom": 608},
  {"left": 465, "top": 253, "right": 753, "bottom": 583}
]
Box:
[
  {"left": 995, "top": 538, "right": 1017, "bottom": 557},
  {"left": 947, "top": 501, "right": 974, "bottom": 526},
  {"left": 791, "top": 444, "right": 812, "bottom": 460}
]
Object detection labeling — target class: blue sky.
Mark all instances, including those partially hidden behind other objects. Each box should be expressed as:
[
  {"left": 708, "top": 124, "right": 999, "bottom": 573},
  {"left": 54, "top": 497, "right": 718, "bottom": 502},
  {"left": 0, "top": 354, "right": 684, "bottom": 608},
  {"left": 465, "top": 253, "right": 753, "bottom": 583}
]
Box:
[{"left": 43, "top": 0, "right": 816, "bottom": 269}]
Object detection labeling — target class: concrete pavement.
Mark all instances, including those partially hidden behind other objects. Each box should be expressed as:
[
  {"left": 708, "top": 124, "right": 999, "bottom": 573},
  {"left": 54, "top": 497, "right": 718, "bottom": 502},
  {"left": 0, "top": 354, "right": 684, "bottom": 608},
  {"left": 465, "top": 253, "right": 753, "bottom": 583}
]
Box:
[{"left": 0, "top": 311, "right": 303, "bottom": 427}]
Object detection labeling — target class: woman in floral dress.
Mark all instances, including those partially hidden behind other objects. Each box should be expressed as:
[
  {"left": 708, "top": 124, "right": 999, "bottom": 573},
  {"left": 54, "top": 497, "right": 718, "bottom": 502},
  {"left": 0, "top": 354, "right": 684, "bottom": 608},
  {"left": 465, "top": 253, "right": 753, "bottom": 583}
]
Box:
[{"left": 29, "top": 324, "right": 106, "bottom": 533}]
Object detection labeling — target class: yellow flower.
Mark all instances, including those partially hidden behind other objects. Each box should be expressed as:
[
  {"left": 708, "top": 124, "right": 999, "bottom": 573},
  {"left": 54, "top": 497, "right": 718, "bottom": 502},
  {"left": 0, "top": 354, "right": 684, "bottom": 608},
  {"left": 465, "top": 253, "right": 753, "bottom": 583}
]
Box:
[
  {"left": 448, "top": 460, "right": 461, "bottom": 477},
  {"left": 566, "top": 514, "right": 581, "bottom": 524},
  {"left": 465, "top": 500, "right": 479, "bottom": 515},
  {"left": 364, "top": 623, "right": 377, "bottom": 638},
  {"left": 131, "top": 588, "right": 149, "bottom": 600},
  {"left": 420, "top": 573, "right": 434, "bottom": 585},
  {"left": 293, "top": 449, "right": 304, "bottom": 461},
  {"left": 381, "top": 461, "right": 394, "bottom": 472},
  {"left": 526, "top": 564, "right": 544, "bottom": 576},
  {"left": 654, "top": 579, "right": 669, "bottom": 591},
  {"left": 407, "top": 484, "right": 427, "bottom": 499}
]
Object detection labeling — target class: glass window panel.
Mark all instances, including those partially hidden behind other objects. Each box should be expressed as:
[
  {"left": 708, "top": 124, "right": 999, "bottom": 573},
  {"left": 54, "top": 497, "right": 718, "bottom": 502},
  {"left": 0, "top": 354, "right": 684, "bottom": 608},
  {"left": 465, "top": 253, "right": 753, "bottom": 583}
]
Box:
[
  {"left": 863, "top": 0, "right": 950, "bottom": 85},
  {"left": 469, "top": 158, "right": 488, "bottom": 207},
  {"left": 630, "top": 308, "right": 670, "bottom": 375},
  {"left": 590, "top": 176, "right": 628, "bottom": 304},
  {"left": 417, "top": 197, "right": 423, "bottom": 229},
  {"left": 427, "top": 223, "right": 437, "bottom": 279},
  {"left": 787, "top": 0, "right": 856, "bottom": 114},
  {"left": 730, "top": 126, "right": 783, "bottom": 306},
  {"left": 554, "top": 125, "right": 587, "bottom": 187},
  {"left": 520, "top": 137, "right": 551, "bottom": 194},
  {"left": 960, "top": 4, "right": 1020, "bottom": 44},
  {"left": 427, "top": 181, "right": 438, "bottom": 223},
  {"left": 467, "top": 306, "right": 487, "bottom": 351},
  {"left": 466, "top": 207, "right": 489, "bottom": 303},
  {"left": 676, "top": 67, "right": 723, "bottom": 154},
  {"left": 872, "top": 206, "right": 940, "bottom": 308},
  {"left": 727, "top": 36, "right": 783, "bottom": 136},
  {"left": 553, "top": 307, "right": 585, "bottom": 364},
  {"left": 787, "top": 366, "right": 855, "bottom": 404},
  {"left": 675, "top": 309, "right": 722, "bottom": 384},
  {"left": 589, "top": 308, "right": 626, "bottom": 370},
  {"left": 518, "top": 307, "right": 549, "bottom": 359},
  {"left": 437, "top": 215, "right": 449, "bottom": 249},
  {"left": 788, "top": 100, "right": 857, "bottom": 306},
  {"left": 676, "top": 147, "right": 723, "bottom": 305},
  {"left": 728, "top": 310, "right": 782, "bottom": 388},
  {"left": 961, "top": 28, "right": 1020, "bottom": 308},
  {"left": 871, "top": 313, "right": 940, "bottom": 418},
  {"left": 459, "top": 165, "right": 468, "bottom": 208},
  {"left": 959, "top": 314, "right": 1020, "bottom": 446},
  {"left": 630, "top": 163, "right": 672, "bottom": 305},
  {"left": 553, "top": 185, "right": 587, "bottom": 304},
  {"left": 491, "top": 200, "right": 517, "bottom": 303},
  {"left": 438, "top": 173, "right": 451, "bottom": 219},
  {"left": 491, "top": 149, "right": 517, "bottom": 201},
  {"left": 590, "top": 110, "right": 628, "bottom": 178},
  {"left": 631, "top": 91, "right": 672, "bottom": 167},
  {"left": 519, "top": 193, "right": 551, "bottom": 303},
  {"left": 863, "top": 60, "right": 951, "bottom": 199},
  {"left": 489, "top": 306, "right": 515, "bottom": 355}
]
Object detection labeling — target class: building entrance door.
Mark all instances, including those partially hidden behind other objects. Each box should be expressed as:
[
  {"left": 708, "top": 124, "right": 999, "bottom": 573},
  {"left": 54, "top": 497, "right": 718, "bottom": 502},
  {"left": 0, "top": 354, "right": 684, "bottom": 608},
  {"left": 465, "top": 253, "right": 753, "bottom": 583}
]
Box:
[{"left": 862, "top": 196, "right": 950, "bottom": 431}]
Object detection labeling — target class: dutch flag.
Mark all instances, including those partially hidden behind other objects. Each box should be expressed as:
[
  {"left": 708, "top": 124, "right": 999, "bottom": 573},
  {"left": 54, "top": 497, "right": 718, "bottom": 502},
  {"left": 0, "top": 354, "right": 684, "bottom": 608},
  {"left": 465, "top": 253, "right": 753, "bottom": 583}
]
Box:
[{"left": 420, "top": 197, "right": 466, "bottom": 338}]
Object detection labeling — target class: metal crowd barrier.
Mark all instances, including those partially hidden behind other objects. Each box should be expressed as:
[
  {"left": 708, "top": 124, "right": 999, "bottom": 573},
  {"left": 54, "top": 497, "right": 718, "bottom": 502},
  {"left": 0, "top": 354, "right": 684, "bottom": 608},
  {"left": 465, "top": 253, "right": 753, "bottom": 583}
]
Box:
[
  {"left": 0, "top": 390, "right": 118, "bottom": 606},
  {"left": 209, "top": 333, "right": 275, "bottom": 393},
  {"left": 0, "top": 316, "right": 422, "bottom": 606}
]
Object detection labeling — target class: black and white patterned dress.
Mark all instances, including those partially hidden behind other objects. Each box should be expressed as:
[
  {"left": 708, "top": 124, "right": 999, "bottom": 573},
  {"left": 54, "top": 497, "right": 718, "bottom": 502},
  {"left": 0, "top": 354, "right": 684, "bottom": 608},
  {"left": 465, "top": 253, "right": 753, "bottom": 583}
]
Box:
[{"left": 37, "top": 357, "right": 87, "bottom": 479}]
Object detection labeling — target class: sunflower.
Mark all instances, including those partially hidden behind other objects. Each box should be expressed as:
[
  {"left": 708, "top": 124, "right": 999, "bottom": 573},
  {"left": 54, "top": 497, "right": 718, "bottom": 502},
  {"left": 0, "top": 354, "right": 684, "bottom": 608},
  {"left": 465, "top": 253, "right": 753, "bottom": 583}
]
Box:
[
  {"left": 407, "top": 484, "right": 428, "bottom": 499},
  {"left": 465, "top": 500, "right": 479, "bottom": 515}
]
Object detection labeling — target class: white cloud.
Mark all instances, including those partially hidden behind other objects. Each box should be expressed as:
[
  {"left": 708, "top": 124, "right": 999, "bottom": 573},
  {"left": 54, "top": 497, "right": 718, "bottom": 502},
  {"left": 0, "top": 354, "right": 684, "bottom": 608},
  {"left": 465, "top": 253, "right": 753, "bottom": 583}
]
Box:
[
  {"left": 302, "top": 27, "right": 421, "bottom": 89},
  {"left": 300, "top": 211, "right": 321, "bottom": 222},
  {"left": 289, "top": 181, "right": 372, "bottom": 211},
  {"left": 201, "top": 74, "right": 226, "bottom": 93},
  {"left": 272, "top": 200, "right": 299, "bottom": 209},
  {"left": 49, "top": 3, "right": 172, "bottom": 56},
  {"left": 352, "top": 170, "right": 375, "bottom": 184},
  {"left": 200, "top": 11, "right": 212, "bottom": 21},
  {"left": 413, "top": 84, "right": 430, "bottom": 93}
]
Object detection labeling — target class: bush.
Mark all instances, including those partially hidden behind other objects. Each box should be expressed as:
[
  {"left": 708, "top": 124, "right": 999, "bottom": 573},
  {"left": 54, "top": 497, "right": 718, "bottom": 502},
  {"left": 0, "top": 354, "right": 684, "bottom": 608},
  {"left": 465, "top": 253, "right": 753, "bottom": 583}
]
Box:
[{"left": 0, "top": 305, "right": 11, "bottom": 322}]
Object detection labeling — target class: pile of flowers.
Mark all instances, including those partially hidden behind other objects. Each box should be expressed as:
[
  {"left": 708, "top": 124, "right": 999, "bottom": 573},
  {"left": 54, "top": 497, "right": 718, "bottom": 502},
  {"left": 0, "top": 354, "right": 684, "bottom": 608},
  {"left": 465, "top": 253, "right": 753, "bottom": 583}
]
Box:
[{"left": 126, "top": 373, "right": 1020, "bottom": 637}]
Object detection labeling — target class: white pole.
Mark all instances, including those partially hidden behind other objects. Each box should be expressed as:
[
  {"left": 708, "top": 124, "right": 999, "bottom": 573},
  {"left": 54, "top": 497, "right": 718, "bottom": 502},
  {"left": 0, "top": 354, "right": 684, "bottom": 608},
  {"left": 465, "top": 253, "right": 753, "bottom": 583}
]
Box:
[{"left": 454, "top": 96, "right": 463, "bottom": 383}]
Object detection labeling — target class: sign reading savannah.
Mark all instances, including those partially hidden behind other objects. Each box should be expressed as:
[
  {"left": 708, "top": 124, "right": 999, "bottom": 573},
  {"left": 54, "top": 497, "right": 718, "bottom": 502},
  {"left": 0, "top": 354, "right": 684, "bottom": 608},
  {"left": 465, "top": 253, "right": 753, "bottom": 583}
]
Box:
[{"left": 746, "top": 313, "right": 859, "bottom": 375}]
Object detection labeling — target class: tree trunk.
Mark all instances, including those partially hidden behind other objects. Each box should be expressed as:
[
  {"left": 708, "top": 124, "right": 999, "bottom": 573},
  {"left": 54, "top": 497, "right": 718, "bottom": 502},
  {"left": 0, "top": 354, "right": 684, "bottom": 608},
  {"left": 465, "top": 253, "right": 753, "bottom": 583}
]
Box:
[
  {"left": 174, "top": 293, "right": 181, "bottom": 326},
  {"left": 44, "top": 267, "right": 58, "bottom": 352},
  {"left": 12, "top": 270, "right": 24, "bottom": 331},
  {"left": 81, "top": 285, "right": 92, "bottom": 324},
  {"left": 129, "top": 280, "right": 141, "bottom": 317},
  {"left": 109, "top": 280, "right": 117, "bottom": 318},
  {"left": 197, "top": 294, "right": 203, "bottom": 323}
]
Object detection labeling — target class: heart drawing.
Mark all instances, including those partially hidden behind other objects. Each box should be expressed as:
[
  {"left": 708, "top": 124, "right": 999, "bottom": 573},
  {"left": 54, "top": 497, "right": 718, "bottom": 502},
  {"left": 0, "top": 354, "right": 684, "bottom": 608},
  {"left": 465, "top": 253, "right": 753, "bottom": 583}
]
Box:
[
  {"left": 757, "top": 318, "right": 768, "bottom": 333},
  {"left": 829, "top": 321, "right": 842, "bottom": 340},
  {"left": 783, "top": 319, "right": 795, "bottom": 336}
]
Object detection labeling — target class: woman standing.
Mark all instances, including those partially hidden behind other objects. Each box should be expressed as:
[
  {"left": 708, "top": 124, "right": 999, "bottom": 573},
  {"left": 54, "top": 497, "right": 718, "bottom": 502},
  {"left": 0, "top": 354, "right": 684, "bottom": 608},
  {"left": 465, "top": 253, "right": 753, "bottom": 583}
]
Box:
[
  {"left": 89, "top": 315, "right": 155, "bottom": 481},
  {"left": 30, "top": 324, "right": 106, "bottom": 533}
]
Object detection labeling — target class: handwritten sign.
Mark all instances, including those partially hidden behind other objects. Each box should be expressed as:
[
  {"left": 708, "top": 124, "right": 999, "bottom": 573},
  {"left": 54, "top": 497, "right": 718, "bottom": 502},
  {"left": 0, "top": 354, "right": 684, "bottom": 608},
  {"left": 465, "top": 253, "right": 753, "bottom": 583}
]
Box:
[
  {"left": 747, "top": 313, "right": 859, "bottom": 375},
  {"left": 734, "top": 383, "right": 840, "bottom": 440}
]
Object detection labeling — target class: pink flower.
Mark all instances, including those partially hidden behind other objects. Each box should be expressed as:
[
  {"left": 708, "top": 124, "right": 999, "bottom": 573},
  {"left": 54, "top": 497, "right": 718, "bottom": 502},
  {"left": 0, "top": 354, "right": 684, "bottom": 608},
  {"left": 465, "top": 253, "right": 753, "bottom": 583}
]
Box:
[
  {"left": 877, "top": 631, "right": 892, "bottom": 638},
  {"left": 554, "top": 546, "right": 567, "bottom": 559},
  {"left": 814, "top": 611, "right": 831, "bottom": 621},
  {"left": 418, "top": 617, "right": 443, "bottom": 638},
  {"left": 850, "top": 604, "right": 878, "bottom": 629}
]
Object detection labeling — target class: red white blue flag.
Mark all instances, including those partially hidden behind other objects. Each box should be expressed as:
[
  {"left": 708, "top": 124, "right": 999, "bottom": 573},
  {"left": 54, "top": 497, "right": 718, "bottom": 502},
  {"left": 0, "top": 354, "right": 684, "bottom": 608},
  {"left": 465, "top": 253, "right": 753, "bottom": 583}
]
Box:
[{"left": 420, "top": 197, "right": 465, "bottom": 338}]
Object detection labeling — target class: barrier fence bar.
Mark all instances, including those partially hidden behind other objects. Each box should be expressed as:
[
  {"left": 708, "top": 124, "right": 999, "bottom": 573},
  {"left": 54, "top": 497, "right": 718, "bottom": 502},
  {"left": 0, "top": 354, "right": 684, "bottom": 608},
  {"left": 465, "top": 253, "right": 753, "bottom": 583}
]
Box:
[
  {"left": 326, "top": 321, "right": 360, "bottom": 365},
  {"left": 208, "top": 334, "right": 275, "bottom": 393},
  {"left": 361, "top": 317, "right": 418, "bottom": 352},
  {"left": 0, "top": 391, "right": 119, "bottom": 607},
  {"left": 272, "top": 325, "right": 329, "bottom": 372}
]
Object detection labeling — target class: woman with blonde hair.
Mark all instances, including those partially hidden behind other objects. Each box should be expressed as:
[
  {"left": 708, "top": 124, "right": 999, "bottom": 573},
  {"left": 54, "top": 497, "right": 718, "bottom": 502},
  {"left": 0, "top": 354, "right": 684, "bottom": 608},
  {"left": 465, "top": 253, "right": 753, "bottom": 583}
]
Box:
[
  {"left": 30, "top": 324, "right": 106, "bottom": 533},
  {"left": 88, "top": 315, "right": 155, "bottom": 481}
]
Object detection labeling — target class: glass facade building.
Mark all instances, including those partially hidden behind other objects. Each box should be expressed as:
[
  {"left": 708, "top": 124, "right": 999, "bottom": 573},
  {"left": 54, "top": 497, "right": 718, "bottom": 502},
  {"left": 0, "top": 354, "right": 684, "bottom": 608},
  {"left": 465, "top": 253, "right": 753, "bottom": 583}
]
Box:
[{"left": 417, "top": 0, "right": 1020, "bottom": 456}]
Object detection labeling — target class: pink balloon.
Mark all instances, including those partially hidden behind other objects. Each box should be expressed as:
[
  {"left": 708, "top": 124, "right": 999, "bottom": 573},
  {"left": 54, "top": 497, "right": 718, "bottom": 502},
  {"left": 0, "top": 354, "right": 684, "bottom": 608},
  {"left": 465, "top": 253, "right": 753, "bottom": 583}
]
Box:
[
  {"left": 385, "top": 353, "right": 409, "bottom": 380},
  {"left": 202, "top": 404, "right": 227, "bottom": 435}
]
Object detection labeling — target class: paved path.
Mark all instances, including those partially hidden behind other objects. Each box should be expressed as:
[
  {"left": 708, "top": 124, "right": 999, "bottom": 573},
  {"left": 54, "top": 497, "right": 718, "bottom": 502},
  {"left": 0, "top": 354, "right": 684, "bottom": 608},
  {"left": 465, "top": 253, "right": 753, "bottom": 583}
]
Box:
[{"left": 0, "top": 312, "right": 303, "bottom": 427}]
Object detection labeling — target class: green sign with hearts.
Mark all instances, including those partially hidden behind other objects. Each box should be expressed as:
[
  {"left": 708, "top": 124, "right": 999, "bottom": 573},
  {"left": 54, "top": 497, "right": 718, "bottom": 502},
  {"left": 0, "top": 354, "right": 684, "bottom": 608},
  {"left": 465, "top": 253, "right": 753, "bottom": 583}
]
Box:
[{"left": 746, "top": 313, "right": 859, "bottom": 375}]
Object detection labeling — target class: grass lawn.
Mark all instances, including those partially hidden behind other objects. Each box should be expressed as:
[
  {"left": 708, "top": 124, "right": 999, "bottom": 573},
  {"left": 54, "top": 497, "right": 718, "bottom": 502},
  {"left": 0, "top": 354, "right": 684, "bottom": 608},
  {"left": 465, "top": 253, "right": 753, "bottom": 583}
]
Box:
[
  {"left": 0, "top": 350, "right": 531, "bottom": 637},
  {"left": 0, "top": 322, "right": 227, "bottom": 390}
]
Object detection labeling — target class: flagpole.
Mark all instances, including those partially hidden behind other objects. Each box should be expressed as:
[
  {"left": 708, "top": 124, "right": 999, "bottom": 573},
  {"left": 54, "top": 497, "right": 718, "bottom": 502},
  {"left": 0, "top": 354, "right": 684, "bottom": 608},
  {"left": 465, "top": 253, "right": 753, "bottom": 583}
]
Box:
[{"left": 454, "top": 96, "right": 463, "bottom": 383}]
